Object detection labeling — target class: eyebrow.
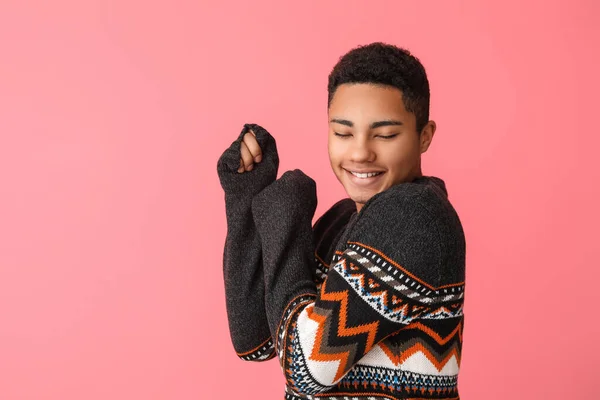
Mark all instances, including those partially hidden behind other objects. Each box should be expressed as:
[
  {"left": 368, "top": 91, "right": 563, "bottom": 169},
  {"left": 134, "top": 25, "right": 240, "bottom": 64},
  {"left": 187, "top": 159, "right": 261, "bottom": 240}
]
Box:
[{"left": 329, "top": 118, "right": 403, "bottom": 129}]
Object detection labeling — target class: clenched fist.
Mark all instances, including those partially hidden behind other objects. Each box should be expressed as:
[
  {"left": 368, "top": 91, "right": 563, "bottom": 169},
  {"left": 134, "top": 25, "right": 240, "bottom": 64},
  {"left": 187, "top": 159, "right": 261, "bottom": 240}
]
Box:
[{"left": 217, "top": 123, "right": 279, "bottom": 197}]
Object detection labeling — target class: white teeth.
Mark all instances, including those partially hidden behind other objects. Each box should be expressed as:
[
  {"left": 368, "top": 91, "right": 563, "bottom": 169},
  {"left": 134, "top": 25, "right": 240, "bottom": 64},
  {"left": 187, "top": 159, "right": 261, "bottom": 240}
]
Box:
[{"left": 350, "top": 171, "right": 383, "bottom": 179}]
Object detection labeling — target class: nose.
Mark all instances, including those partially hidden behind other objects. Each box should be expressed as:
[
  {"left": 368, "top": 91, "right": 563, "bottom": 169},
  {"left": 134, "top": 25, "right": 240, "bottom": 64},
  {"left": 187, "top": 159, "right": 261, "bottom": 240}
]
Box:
[{"left": 349, "top": 136, "right": 375, "bottom": 163}]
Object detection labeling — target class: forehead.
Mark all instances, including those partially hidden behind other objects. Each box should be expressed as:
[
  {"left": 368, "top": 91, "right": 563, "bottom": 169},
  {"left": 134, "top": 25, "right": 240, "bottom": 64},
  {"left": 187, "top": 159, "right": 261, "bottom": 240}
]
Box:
[{"left": 328, "top": 83, "right": 408, "bottom": 119}]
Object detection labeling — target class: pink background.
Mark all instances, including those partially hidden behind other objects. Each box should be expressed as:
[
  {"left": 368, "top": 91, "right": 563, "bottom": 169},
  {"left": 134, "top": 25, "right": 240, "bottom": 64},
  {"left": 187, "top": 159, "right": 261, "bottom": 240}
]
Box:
[{"left": 1, "top": 0, "right": 599, "bottom": 399}]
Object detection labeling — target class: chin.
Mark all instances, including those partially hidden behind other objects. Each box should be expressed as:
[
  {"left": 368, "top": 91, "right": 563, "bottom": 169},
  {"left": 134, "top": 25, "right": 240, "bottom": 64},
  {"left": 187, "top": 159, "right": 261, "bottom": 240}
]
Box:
[
  {"left": 347, "top": 189, "right": 377, "bottom": 205},
  {"left": 336, "top": 169, "right": 392, "bottom": 203}
]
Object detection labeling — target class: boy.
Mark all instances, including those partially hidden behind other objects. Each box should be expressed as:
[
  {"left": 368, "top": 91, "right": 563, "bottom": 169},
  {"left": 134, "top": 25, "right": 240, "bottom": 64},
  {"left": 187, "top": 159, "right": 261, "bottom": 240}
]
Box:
[{"left": 217, "top": 42, "right": 466, "bottom": 399}]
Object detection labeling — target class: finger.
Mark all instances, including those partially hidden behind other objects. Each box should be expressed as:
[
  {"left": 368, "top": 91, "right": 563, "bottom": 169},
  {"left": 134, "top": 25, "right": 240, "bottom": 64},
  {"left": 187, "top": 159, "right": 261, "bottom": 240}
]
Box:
[
  {"left": 243, "top": 131, "right": 262, "bottom": 163},
  {"left": 240, "top": 141, "right": 254, "bottom": 171},
  {"left": 238, "top": 158, "right": 244, "bottom": 173}
]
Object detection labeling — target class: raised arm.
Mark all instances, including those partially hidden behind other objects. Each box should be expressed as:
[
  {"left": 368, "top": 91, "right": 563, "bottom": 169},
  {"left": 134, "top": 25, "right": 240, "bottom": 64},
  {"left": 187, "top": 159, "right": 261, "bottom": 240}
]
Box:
[
  {"left": 251, "top": 170, "right": 464, "bottom": 395},
  {"left": 216, "top": 123, "right": 279, "bottom": 361}
]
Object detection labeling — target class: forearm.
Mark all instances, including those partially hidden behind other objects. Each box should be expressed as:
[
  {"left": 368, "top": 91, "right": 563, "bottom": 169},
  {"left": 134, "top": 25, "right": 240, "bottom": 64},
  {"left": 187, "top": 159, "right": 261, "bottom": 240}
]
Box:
[
  {"left": 261, "top": 213, "right": 318, "bottom": 345},
  {"left": 222, "top": 198, "right": 274, "bottom": 360},
  {"left": 217, "top": 123, "right": 279, "bottom": 361}
]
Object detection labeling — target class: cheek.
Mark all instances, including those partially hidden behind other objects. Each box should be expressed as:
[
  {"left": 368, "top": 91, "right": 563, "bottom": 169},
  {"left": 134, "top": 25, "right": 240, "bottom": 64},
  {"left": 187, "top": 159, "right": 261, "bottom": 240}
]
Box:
[
  {"left": 327, "top": 143, "right": 334, "bottom": 161},
  {"left": 327, "top": 143, "right": 343, "bottom": 166},
  {"left": 327, "top": 148, "right": 338, "bottom": 171},
  {"left": 379, "top": 140, "right": 419, "bottom": 170},
  {"left": 327, "top": 136, "right": 334, "bottom": 159},
  {"left": 378, "top": 147, "right": 405, "bottom": 169}
]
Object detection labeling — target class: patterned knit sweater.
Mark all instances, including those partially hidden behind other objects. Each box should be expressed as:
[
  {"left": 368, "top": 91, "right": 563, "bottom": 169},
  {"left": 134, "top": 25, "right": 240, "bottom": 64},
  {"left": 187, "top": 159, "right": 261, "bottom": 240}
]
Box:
[{"left": 218, "top": 125, "right": 466, "bottom": 400}]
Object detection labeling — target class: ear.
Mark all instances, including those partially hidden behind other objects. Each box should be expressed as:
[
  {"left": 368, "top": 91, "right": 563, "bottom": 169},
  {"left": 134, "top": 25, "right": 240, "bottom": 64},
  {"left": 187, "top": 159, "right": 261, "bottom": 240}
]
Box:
[{"left": 419, "top": 120, "right": 436, "bottom": 153}]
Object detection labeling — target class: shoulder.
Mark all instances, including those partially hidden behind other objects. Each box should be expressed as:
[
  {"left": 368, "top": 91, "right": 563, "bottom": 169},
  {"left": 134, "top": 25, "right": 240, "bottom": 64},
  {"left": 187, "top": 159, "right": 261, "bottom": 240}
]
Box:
[
  {"left": 344, "top": 177, "right": 464, "bottom": 287},
  {"left": 350, "top": 181, "right": 439, "bottom": 250},
  {"left": 358, "top": 179, "right": 438, "bottom": 223},
  {"left": 357, "top": 176, "right": 458, "bottom": 225}
]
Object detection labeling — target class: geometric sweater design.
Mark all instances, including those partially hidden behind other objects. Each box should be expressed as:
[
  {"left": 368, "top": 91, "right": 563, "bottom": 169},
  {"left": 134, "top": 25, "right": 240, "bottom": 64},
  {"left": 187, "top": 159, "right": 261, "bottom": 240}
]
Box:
[
  {"left": 271, "top": 176, "right": 465, "bottom": 399},
  {"left": 282, "top": 243, "right": 464, "bottom": 399},
  {"left": 218, "top": 125, "right": 466, "bottom": 400}
]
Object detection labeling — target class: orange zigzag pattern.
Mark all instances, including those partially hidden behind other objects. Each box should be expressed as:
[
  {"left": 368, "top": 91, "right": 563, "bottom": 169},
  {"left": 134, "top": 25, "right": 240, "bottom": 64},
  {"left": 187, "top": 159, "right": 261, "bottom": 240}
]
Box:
[
  {"left": 379, "top": 341, "right": 462, "bottom": 371},
  {"left": 306, "top": 260, "right": 380, "bottom": 382},
  {"left": 379, "top": 321, "right": 464, "bottom": 369}
]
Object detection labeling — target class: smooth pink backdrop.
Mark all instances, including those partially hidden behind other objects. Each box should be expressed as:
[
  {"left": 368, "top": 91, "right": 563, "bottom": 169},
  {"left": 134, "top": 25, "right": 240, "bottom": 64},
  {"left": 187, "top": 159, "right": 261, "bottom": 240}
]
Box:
[{"left": 1, "top": 1, "right": 598, "bottom": 399}]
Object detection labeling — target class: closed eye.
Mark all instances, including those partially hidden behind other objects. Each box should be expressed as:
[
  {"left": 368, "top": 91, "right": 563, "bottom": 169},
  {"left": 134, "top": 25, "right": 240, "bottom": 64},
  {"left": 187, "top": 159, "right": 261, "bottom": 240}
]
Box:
[
  {"left": 377, "top": 134, "right": 398, "bottom": 139},
  {"left": 334, "top": 132, "right": 352, "bottom": 138}
]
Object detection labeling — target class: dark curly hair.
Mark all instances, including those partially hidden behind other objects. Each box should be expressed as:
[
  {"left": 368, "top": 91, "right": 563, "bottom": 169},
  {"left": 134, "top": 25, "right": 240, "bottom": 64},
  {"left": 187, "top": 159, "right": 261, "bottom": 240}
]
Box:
[{"left": 327, "top": 42, "right": 430, "bottom": 133}]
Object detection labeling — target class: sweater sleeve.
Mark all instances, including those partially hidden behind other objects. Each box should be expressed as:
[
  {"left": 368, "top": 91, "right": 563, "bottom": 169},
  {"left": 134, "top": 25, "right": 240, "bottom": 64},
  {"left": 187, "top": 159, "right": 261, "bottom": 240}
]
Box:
[
  {"left": 217, "top": 123, "right": 279, "bottom": 361},
  {"left": 252, "top": 171, "right": 463, "bottom": 395}
]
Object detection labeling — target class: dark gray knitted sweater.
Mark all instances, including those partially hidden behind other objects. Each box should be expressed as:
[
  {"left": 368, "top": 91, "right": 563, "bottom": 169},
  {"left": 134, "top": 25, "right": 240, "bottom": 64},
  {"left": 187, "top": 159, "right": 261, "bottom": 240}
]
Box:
[{"left": 218, "top": 125, "right": 466, "bottom": 399}]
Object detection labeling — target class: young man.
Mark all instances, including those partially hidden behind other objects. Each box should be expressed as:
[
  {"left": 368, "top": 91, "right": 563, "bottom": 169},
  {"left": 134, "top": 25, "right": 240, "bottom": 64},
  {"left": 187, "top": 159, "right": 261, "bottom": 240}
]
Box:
[{"left": 217, "top": 42, "right": 466, "bottom": 399}]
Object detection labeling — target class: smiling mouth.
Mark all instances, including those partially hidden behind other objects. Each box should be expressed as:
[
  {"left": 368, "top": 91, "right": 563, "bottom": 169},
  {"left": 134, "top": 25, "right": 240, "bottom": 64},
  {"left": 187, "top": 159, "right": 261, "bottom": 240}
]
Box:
[
  {"left": 351, "top": 171, "right": 382, "bottom": 178},
  {"left": 344, "top": 169, "right": 385, "bottom": 180},
  {"left": 344, "top": 168, "right": 384, "bottom": 183}
]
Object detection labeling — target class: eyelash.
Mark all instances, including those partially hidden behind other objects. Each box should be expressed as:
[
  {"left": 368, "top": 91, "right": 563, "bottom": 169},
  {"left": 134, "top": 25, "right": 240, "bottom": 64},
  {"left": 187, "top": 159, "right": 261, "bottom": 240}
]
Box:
[{"left": 334, "top": 133, "right": 398, "bottom": 139}]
